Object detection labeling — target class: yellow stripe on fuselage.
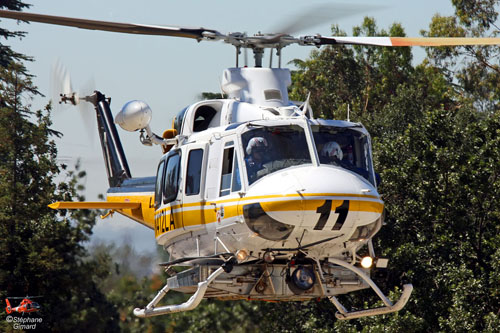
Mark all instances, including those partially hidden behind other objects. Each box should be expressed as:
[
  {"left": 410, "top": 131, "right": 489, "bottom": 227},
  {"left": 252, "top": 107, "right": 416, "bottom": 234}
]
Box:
[
  {"left": 154, "top": 193, "right": 383, "bottom": 238},
  {"left": 161, "top": 193, "right": 380, "bottom": 211}
]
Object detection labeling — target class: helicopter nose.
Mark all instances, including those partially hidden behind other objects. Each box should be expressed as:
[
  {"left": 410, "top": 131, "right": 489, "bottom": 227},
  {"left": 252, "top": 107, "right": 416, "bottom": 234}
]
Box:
[
  {"left": 240, "top": 166, "right": 383, "bottom": 240},
  {"left": 240, "top": 170, "right": 304, "bottom": 241},
  {"left": 293, "top": 166, "right": 382, "bottom": 230}
]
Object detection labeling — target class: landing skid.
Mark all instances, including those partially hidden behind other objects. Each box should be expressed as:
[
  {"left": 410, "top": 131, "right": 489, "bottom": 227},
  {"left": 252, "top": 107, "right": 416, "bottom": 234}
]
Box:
[
  {"left": 327, "top": 258, "right": 413, "bottom": 320},
  {"left": 330, "top": 284, "right": 413, "bottom": 320},
  {"left": 133, "top": 257, "right": 412, "bottom": 320}
]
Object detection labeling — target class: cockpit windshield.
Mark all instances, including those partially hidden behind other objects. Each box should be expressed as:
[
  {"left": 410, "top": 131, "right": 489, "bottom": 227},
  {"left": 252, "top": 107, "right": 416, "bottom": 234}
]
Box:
[
  {"left": 312, "top": 125, "right": 375, "bottom": 185},
  {"left": 242, "top": 125, "right": 312, "bottom": 184}
]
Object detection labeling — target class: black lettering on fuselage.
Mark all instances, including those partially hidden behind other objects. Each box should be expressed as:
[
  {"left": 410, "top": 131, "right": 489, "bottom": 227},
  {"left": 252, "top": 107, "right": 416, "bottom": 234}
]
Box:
[{"left": 313, "top": 200, "right": 350, "bottom": 231}]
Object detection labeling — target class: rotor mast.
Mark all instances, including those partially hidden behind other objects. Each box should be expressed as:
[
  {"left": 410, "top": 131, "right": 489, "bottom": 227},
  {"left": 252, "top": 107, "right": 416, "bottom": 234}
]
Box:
[
  {"left": 253, "top": 48, "right": 264, "bottom": 67},
  {"left": 235, "top": 46, "right": 275, "bottom": 68}
]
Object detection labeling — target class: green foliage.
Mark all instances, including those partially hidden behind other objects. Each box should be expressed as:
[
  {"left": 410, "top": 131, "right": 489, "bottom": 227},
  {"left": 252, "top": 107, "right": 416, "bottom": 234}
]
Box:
[
  {"left": 200, "top": 92, "right": 224, "bottom": 100},
  {"left": 422, "top": 2, "right": 500, "bottom": 112},
  {"left": 2, "top": 1, "right": 499, "bottom": 332},
  {"left": 103, "top": 5, "right": 499, "bottom": 331},
  {"left": 452, "top": 0, "right": 499, "bottom": 30},
  {"left": 371, "top": 105, "right": 500, "bottom": 331},
  {"left": 290, "top": 25, "right": 362, "bottom": 120},
  {"left": 276, "top": 4, "right": 500, "bottom": 331},
  {"left": 170, "top": 299, "right": 261, "bottom": 333},
  {"left": 290, "top": 18, "right": 416, "bottom": 123},
  {"left": 0, "top": 1, "right": 32, "bottom": 68},
  {"left": 0, "top": 62, "right": 119, "bottom": 331}
]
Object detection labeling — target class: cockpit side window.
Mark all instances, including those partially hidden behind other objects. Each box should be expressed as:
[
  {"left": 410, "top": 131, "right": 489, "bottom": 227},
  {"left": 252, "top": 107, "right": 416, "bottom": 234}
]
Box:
[
  {"left": 154, "top": 160, "right": 165, "bottom": 209},
  {"left": 242, "top": 125, "right": 311, "bottom": 185},
  {"left": 312, "top": 126, "right": 375, "bottom": 185},
  {"left": 163, "top": 151, "right": 181, "bottom": 204},
  {"left": 173, "top": 107, "right": 188, "bottom": 134}
]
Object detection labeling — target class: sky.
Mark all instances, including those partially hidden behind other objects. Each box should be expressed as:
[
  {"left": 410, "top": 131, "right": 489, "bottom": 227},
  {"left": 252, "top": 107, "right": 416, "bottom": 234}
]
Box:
[{"left": 1, "top": 0, "right": 455, "bottom": 253}]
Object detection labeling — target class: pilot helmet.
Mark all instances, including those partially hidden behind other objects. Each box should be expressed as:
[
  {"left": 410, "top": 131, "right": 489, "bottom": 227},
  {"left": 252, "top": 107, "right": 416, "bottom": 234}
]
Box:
[
  {"left": 321, "top": 141, "right": 343, "bottom": 160},
  {"left": 246, "top": 137, "right": 268, "bottom": 155}
]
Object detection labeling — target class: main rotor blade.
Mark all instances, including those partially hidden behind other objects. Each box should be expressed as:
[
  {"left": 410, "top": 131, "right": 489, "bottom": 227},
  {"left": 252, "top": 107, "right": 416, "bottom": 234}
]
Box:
[
  {"left": 3, "top": 9, "right": 500, "bottom": 50},
  {"left": 0, "top": 9, "right": 219, "bottom": 40},
  {"left": 313, "top": 36, "right": 500, "bottom": 47},
  {"left": 271, "top": 3, "right": 384, "bottom": 35}
]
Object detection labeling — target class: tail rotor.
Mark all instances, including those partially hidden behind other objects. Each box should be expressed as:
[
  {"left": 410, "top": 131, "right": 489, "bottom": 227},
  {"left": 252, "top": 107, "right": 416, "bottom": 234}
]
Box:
[{"left": 50, "top": 60, "right": 97, "bottom": 143}]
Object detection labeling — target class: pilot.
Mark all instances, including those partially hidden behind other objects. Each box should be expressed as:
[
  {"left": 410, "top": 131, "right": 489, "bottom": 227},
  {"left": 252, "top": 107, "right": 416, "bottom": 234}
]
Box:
[
  {"left": 321, "top": 141, "right": 372, "bottom": 180},
  {"left": 245, "top": 137, "right": 268, "bottom": 183},
  {"left": 320, "top": 141, "right": 344, "bottom": 165}
]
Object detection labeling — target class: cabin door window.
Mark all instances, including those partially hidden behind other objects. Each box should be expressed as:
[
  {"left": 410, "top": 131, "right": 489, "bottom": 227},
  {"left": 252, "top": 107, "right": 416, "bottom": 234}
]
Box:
[{"left": 186, "top": 149, "right": 203, "bottom": 196}]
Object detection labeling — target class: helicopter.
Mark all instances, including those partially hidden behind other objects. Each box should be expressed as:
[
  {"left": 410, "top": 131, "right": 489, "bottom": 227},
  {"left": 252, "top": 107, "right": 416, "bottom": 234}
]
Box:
[
  {"left": 5, "top": 296, "right": 42, "bottom": 315},
  {"left": 1, "top": 8, "right": 500, "bottom": 321}
]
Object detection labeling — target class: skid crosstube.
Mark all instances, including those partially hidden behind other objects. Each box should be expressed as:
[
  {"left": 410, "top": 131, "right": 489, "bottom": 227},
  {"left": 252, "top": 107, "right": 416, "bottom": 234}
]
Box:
[
  {"left": 133, "top": 266, "right": 225, "bottom": 317},
  {"left": 133, "top": 259, "right": 412, "bottom": 319}
]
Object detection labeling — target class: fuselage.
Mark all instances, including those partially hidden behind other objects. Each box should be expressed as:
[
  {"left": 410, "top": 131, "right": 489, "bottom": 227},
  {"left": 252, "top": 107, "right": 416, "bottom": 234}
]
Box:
[
  {"left": 106, "top": 67, "right": 384, "bottom": 263},
  {"left": 5, "top": 299, "right": 40, "bottom": 314},
  {"left": 147, "top": 115, "right": 383, "bottom": 261},
  {"left": 77, "top": 67, "right": 408, "bottom": 319}
]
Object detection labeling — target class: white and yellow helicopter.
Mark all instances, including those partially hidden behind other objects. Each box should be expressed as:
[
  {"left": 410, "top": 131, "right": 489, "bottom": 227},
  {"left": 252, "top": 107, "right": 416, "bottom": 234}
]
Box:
[{"left": 2, "top": 8, "right": 500, "bottom": 320}]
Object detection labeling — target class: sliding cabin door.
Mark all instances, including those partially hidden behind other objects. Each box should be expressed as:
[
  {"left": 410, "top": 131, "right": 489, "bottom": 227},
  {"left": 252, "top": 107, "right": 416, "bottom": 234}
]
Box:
[{"left": 181, "top": 143, "right": 208, "bottom": 232}]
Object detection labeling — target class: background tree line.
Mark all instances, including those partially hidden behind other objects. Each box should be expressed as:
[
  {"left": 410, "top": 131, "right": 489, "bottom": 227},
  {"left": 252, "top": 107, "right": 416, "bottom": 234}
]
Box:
[{"left": 1, "top": 0, "right": 499, "bottom": 332}]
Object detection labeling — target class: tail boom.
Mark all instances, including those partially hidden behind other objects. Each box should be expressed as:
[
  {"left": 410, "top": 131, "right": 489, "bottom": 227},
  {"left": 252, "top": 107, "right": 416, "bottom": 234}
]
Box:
[{"left": 49, "top": 176, "right": 156, "bottom": 229}]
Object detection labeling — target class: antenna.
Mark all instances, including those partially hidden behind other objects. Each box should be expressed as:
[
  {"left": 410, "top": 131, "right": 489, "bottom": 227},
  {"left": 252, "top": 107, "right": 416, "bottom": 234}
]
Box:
[
  {"left": 301, "top": 92, "right": 311, "bottom": 117},
  {"left": 235, "top": 46, "right": 240, "bottom": 67},
  {"left": 277, "top": 48, "right": 282, "bottom": 68}
]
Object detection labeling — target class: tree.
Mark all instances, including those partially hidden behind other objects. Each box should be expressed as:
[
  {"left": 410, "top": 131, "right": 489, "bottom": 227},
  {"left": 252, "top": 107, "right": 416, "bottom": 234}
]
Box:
[
  {"left": 290, "top": 26, "right": 363, "bottom": 120},
  {"left": 289, "top": 18, "right": 415, "bottom": 126},
  {"left": 0, "top": 56, "right": 119, "bottom": 333},
  {"left": 423, "top": 1, "right": 500, "bottom": 112},
  {"left": 0, "top": 1, "right": 32, "bottom": 67},
  {"left": 111, "top": 12, "right": 499, "bottom": 331},
  {"left": 134, "top": 7, "right": 499, "bottom": 331},
  {"left": 1, "top": 3, "right": 121, "bottom": 331},
  {"left": 200, "top": 92, "right": 224, "bottom": 100},
  {"left": 272, "top": 8, "right": 500, "bottom": 332},
  {"left": 365, "top": 104, "right": 500, "bottom": 332}
]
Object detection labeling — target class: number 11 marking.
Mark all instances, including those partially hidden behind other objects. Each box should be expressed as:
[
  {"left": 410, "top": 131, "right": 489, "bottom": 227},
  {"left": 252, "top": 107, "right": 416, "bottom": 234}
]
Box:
[
  {"left": 313, "top": 200, "right": 349, "bottom": 231},
  {"left": 313, "top": 200, "right": 332, "bottom": 230}
]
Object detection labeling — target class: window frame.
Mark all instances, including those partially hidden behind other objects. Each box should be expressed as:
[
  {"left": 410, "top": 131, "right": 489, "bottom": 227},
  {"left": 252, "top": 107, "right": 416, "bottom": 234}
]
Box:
[
  {"left": 311, "top": 125, "right": 376, "bottom": 186},
  {"left": 185, "top": 148, "right": 204, "bottom": 196},
  {"left": 219, "top": 144, "right": 235, "bottom": 197},
  {"left": 163, "top": 150, "right": 182, "bottom": 205},
  {"left": 231, "top": 149, "right": 242, "bottom": 193},
  {"left": 241, "top": 124, "right": 313, "bottom": 185},
  {"left": 154, "top": 159, "right": 166, "bottom": 209}
]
